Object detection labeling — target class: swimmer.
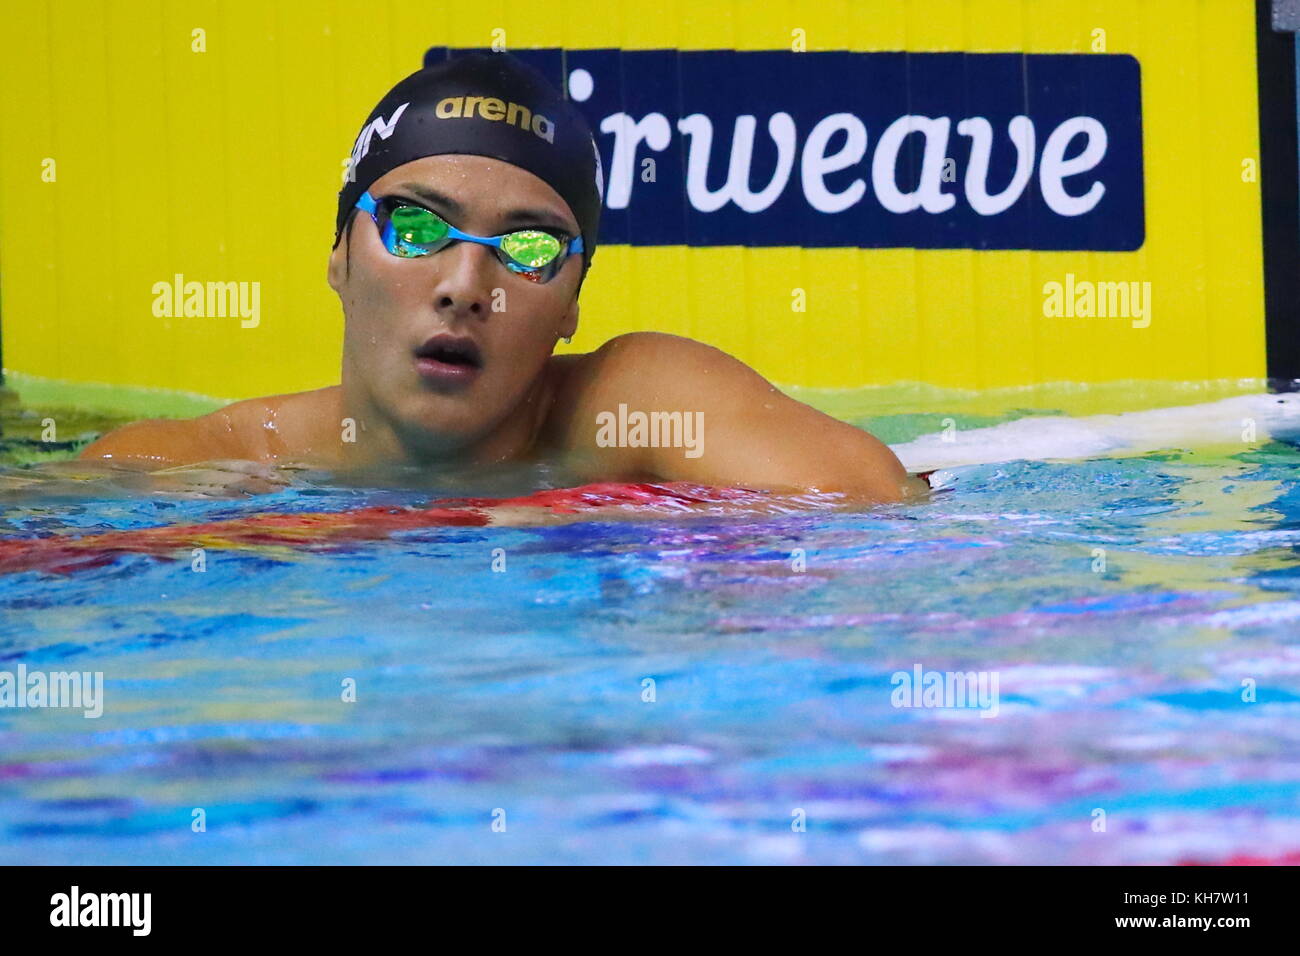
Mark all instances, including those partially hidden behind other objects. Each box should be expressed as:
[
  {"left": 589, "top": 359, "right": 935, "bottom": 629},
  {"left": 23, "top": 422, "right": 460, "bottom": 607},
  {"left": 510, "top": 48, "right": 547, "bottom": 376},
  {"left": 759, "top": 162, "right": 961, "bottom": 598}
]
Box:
[{"left": 81, "top": 53, "right": 923, "bottom": 504}]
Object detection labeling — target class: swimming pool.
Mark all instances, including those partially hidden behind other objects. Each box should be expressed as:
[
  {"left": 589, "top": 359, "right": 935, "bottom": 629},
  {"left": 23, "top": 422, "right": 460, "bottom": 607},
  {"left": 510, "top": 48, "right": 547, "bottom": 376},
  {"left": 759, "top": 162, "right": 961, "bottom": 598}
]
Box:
[{"left": 1, "top": 391, "right": 1298, "bottom": 864}]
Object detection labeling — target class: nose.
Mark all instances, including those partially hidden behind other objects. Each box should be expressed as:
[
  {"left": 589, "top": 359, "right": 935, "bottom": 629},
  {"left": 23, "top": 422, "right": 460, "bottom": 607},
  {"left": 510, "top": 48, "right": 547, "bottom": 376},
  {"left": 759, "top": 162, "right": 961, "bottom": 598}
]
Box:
[{"left": 429, "top": 240, "right": 498, "bottom": 320}]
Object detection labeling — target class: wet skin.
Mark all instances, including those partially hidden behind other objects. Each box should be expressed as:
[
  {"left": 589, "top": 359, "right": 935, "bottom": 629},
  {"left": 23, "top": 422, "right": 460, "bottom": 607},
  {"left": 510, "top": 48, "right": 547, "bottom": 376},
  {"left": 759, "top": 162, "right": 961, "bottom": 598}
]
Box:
[{"left": 81, "top": 155, "right": 924, "bottom": 504}]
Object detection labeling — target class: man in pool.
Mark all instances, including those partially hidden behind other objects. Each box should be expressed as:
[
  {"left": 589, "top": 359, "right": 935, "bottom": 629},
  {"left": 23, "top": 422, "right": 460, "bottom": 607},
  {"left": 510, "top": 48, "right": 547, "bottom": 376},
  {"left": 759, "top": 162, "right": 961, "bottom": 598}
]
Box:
[{"left": 81, "top": 53, "right": 923, "bottom": 504}]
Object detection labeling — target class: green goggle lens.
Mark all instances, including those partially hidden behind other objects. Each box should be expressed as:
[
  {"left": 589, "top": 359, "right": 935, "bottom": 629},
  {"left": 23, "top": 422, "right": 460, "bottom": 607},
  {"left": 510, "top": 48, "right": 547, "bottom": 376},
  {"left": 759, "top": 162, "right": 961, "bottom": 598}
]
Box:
[
  {"left": 389, "top": 205, "right": 449, "bottom": 246},
  {"left": 377, "top": 200, "right": 570, "bottom": 277},
  {"left": 499, "top": 230, "right": 563, "bottom": 268}
]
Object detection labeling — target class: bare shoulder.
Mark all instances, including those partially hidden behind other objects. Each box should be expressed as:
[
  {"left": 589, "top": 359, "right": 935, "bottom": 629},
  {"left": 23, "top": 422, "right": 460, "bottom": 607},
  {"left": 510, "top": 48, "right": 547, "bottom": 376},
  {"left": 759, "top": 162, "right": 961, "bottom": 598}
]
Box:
[
  {"left": 591, "top": 331, "right": 743, "bottom": 375},
  {"left": 546, "top": 332, "right": 917, "bottom": 501},
  {"left": 556, "top": 332, "right": 765, "bottom": 407},
  {"left": 78, "top": 394, "right": 286, "bottom": 467}
]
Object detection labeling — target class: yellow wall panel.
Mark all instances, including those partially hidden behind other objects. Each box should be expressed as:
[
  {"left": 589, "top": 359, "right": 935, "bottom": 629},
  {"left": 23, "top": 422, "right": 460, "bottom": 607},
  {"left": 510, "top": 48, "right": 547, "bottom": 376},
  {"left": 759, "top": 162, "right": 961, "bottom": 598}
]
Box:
[{"left": 0, "top": 0, "right": 1268, "bottom": 408}]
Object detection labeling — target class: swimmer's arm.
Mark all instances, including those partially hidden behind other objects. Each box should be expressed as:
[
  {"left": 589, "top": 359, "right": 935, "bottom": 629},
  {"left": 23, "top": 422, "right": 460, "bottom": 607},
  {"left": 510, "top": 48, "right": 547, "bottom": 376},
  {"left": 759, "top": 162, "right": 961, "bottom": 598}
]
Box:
[
  {"left": 79, "top": 402, "right": 262, "bottom": 469},
  {"left": 74, "top": 406, "right": 294, "bottom": 496},
  {"left": 80, "top": 419, "right": 208, "bottom": 468},
  {"left": 577, "top": 333, "right": 922, "bottom": 504}
]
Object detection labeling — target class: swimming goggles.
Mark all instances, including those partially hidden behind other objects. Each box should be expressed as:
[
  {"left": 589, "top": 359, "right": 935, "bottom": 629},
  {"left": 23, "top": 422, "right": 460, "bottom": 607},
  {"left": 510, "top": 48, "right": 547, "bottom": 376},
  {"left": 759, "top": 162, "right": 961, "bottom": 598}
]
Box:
[{"left": 356, "top": 191, "right": 583, "bottom": 283}]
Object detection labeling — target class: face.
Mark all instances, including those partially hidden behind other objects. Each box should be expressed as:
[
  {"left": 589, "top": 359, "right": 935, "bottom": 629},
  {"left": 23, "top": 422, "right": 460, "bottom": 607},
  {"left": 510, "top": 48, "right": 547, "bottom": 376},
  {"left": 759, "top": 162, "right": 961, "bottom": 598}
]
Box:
[{"left": 328, "top": 154, "right": 582, "bottom": 457}]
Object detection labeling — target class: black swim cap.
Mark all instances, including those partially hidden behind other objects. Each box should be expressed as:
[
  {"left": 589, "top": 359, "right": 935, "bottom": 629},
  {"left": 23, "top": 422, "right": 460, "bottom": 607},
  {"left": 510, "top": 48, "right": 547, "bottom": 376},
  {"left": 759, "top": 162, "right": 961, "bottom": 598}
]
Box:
[{"left": 335, "top": 52, "right": 603, "bottom": 275}]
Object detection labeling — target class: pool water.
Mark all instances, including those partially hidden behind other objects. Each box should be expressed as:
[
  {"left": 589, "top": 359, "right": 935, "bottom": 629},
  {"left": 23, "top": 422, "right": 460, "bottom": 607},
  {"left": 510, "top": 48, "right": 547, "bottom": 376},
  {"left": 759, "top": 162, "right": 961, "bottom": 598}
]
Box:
[{"left": 1, "top": 394, "right": 1299, "bottom": 864}]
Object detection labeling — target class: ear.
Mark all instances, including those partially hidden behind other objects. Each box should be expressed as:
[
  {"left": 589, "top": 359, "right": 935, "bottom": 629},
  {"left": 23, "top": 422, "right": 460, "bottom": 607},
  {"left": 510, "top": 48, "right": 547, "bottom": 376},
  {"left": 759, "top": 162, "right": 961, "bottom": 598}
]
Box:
[
  {"left": 557, "top": 259, "right": 584, "bottom": 340},
  {"left": 327, "top": 236, "right": 347, "bottom": 294},
  {"left": 559, "top": 297, "right": 579, "bottom": 341}
]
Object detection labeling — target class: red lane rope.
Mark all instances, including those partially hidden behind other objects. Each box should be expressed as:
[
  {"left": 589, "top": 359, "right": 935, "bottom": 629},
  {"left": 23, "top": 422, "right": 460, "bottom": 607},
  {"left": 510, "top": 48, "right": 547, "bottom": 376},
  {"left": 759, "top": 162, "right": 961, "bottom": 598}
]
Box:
[{"left": 0, "top": 481, "right": 766, "bottom": 576}]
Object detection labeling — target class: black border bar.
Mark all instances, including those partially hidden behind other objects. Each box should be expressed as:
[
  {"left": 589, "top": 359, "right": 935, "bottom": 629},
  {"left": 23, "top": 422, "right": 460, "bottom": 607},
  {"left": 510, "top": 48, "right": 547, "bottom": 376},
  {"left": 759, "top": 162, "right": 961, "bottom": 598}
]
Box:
[
  {"left": 0, "top": 865, "right": 1288, "bottom": 942},
  {"left": 1258, "top": 0, "right": 1300, "bottom": 389}
]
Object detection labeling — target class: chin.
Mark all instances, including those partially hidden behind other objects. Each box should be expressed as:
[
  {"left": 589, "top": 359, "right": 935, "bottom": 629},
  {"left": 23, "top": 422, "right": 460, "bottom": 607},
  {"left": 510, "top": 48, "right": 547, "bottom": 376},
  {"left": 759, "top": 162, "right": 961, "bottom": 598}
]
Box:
[{"left": 394, "top": 396, "right": 487, "bottom": 445}]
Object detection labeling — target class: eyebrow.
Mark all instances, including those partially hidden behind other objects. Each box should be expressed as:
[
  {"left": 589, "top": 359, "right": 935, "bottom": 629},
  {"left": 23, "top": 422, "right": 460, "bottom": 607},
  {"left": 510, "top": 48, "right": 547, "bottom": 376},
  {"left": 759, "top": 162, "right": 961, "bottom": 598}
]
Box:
[{"left": 390, "top": 182, "right": 576, "bottom": 237}]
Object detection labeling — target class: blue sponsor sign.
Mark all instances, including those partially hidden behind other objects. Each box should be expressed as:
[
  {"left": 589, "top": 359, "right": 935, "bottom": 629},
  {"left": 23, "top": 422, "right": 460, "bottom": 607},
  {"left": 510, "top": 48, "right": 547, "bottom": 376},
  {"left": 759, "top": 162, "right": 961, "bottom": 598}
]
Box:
[{"left": 427, "top": 48, "right": 1145, "bottom": 251}]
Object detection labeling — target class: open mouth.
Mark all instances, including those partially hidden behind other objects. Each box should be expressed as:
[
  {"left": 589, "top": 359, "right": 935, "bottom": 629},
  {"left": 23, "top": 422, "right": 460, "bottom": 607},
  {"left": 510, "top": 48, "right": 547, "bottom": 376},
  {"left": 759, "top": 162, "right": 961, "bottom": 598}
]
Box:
[{"left": 414, "top": 334, "right": 483, "bottom": 378}]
